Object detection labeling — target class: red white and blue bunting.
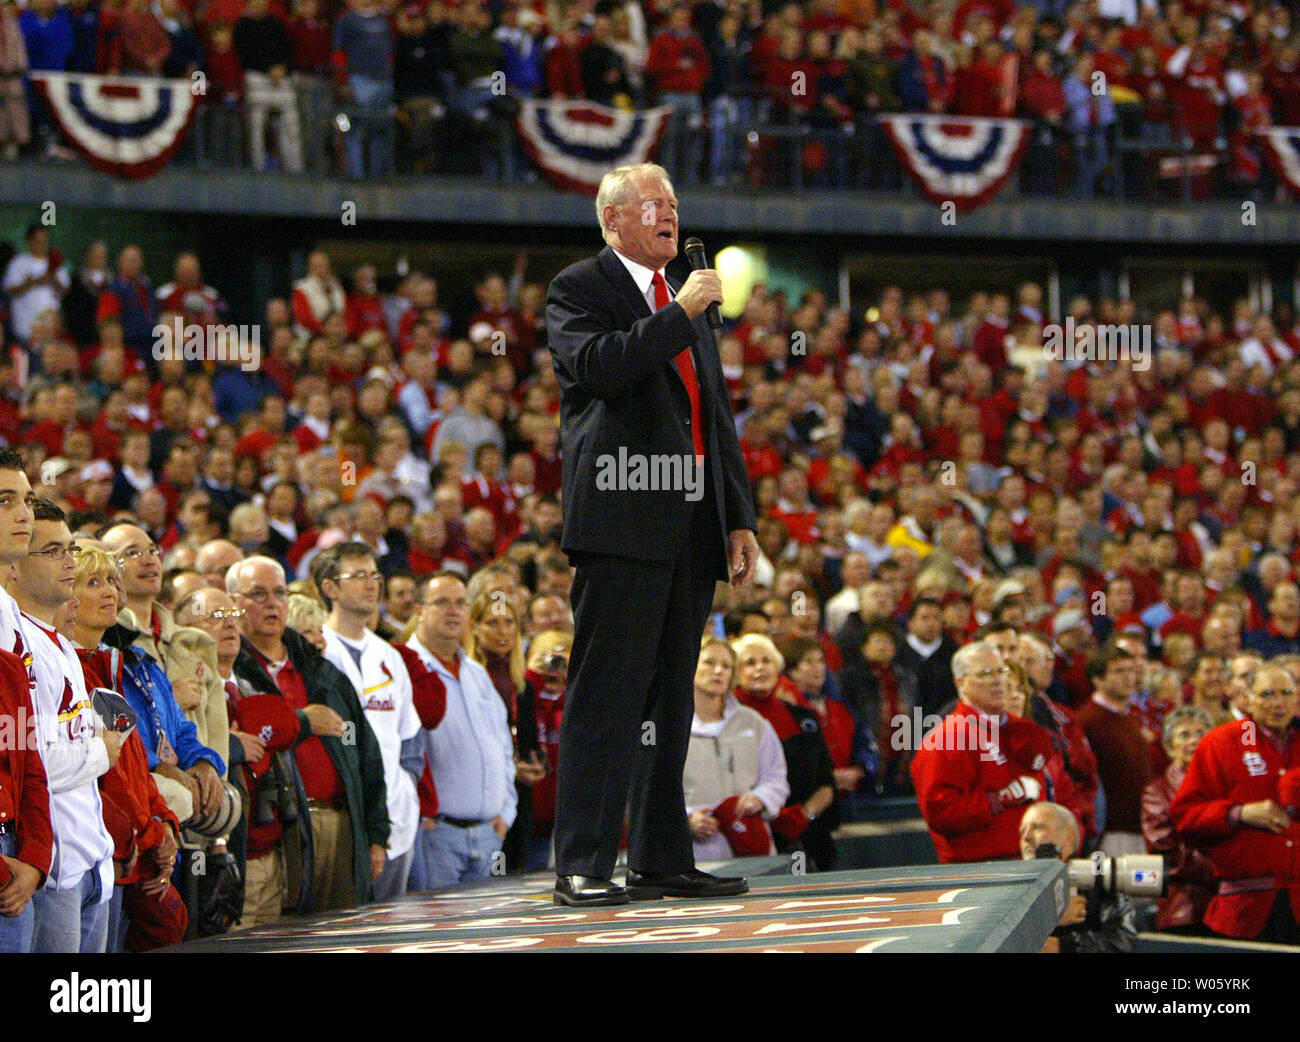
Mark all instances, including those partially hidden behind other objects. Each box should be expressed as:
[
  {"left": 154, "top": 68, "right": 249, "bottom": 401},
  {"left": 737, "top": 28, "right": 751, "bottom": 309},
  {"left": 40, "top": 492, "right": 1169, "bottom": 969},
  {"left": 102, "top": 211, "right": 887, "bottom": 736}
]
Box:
[
  {"left": 32, "top": 72, "right": 200, "bottom": 180},
  {"left": 878, "top": 114, "right": 1031, "bottom": 212},
  {"left": 1256, "top": 126, "right": 1300, "bottom": 197},
  {"left": 515, "top": 100, "right": 672, "bottom": 194}
]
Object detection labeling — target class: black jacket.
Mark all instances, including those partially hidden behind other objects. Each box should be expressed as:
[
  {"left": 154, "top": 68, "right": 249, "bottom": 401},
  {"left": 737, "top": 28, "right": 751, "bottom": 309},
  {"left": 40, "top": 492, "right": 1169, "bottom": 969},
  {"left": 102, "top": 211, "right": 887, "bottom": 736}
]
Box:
[
  {"left": 233, "top": 629, "right": 390, "bottom": 908},
  {"left": 895, "top": 635, "right": 960, "bottom": 720},
  {"left": 778, "top": 703, "right": 838, "bottom": 870},
  {"left": 546, "top": 245, "right": 757, "bottom": 574},
  {"left": 835, "top": 612, "right": 903, "bottom": 671},
  {"left": 838, "top": 658, "right": 918, "bottom": 756},
  {"left": 229, "top": 644, "right": 316, "bottom": 916}
]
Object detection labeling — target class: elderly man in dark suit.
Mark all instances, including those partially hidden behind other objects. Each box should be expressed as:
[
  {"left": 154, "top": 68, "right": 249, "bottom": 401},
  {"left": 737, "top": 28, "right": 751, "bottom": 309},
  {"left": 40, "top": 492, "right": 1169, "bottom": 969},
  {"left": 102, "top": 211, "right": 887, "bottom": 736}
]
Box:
[{"left": 546, "top": 162, "right": 760, "bottom": 906}]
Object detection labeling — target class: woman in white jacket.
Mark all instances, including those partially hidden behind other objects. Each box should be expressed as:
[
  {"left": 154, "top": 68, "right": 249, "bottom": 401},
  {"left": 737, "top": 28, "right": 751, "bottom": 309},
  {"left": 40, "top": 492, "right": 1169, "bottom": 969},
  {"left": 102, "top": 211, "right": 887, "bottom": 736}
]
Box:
[{"left": 683, "top": 636, "right": 789, "bottom": 863}]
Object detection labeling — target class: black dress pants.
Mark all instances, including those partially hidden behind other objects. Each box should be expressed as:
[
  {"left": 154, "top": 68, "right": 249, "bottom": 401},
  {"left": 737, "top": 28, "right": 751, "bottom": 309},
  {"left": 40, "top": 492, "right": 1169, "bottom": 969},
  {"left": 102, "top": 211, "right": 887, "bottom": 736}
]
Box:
[{"left": 553, "top": 477, "right": 725, "bottom": 879}]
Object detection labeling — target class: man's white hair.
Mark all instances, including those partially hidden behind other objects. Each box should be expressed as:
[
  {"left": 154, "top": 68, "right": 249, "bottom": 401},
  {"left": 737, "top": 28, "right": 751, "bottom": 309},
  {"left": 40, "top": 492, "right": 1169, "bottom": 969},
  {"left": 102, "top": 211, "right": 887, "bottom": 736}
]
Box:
[
  {"left": 595, "top": 163, "right": 674, "bottom": 236},
  {"left": 226, "top": 554, "right": 285, "bottom": 596},
  {"left": 952, "top": 639, "right": 998, "bottom": 680}
]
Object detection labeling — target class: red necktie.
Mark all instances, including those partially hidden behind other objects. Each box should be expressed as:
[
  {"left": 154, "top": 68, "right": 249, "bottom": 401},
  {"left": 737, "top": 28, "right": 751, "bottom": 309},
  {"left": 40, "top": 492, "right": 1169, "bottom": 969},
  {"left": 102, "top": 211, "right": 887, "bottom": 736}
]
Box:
[{"left": 652, "top": 271, "right": 704, "bottom": 460}]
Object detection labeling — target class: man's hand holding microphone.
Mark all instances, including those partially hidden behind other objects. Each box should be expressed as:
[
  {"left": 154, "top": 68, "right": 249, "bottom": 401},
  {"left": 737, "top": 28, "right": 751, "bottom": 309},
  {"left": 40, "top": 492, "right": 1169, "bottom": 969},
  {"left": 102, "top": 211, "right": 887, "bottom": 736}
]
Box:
[{"left": 673, "top": 268, "right": 723, "bottom": 322}]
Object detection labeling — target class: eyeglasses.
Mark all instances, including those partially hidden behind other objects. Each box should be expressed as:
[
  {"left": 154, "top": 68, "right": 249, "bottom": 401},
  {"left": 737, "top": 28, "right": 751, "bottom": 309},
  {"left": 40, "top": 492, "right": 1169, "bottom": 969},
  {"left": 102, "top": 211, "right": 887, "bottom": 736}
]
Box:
[
  {"left": 117, "top": 544, "right": 161, "bottom": 562},
  {"left": 201, "top": 608, "right": 247, "bottom": 622},
  {"left": 337, "top": 570, "right": 383, "bottom": 584},
  {"left": 970, "top": 666, "right": 1013, "bottom": 681},
  {"left": 29, "top": 543, "right": 82, "bottom": 561},
  {"left": 241, "top": 587, "right": 289, "bottom": 604}
]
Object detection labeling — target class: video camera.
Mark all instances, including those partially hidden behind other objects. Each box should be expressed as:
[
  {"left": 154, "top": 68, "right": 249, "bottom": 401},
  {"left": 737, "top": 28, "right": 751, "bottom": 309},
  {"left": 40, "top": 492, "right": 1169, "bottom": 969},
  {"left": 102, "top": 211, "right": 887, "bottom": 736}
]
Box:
[{"left": 1035, "top": 845, "right": 1165, "bottom": 898}]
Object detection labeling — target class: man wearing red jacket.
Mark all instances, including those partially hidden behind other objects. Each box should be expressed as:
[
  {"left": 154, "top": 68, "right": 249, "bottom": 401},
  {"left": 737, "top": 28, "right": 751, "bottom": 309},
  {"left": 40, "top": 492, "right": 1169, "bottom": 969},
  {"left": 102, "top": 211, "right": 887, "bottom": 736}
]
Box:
[
  {"left": 911, "top": 640, "right": 1049, "bottom": 863},
  {"left": 645, "top": 3, "right": 710, "bottom": 188},
  {"left": 0, "top": 648, "right": 53, "bottom": 953},
  {"left": 1170, "top": 663, "right": 1300, "bottom": 943}
]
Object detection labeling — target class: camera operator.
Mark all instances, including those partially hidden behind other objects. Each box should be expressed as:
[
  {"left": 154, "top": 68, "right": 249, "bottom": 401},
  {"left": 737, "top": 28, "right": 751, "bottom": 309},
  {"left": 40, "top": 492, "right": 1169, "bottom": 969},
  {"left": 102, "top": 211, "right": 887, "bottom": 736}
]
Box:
[{"left": 1020, "top": 801, "right": 1138, "bottom": 953}]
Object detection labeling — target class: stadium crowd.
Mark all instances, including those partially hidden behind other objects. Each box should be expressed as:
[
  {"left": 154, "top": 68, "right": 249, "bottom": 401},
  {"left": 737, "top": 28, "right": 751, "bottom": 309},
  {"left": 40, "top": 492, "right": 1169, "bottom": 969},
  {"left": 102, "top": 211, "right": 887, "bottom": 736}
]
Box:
[
  {"left": 2, "top": 0, "right": 1299, "bottom": 194},
  {"left": 0, "top": 218, "right": 1299, "bottom": 950}
]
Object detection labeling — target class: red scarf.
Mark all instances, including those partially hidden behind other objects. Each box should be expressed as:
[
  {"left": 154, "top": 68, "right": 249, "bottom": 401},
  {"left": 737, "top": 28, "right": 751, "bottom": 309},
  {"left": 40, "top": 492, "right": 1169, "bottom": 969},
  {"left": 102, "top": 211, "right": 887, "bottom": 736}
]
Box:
[
  {"left": 735, "top": 687, "right": 799, "bottom": 740},
  {"left": 872, "top": 662, "right": 903, "bottom": 762},
  {"left": 920, "top": 53, "right": 942, "bottom": 105}
]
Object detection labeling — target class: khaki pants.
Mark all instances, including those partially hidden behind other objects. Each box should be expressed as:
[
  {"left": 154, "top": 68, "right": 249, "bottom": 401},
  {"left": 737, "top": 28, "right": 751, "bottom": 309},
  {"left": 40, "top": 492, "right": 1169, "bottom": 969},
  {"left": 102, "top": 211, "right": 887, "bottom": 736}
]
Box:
[
  {"left": 235, "top": 847, "right": 286, "bottom": 931},
  {"left": 308, "top": 805, "right": 355, "bottom": 911}
]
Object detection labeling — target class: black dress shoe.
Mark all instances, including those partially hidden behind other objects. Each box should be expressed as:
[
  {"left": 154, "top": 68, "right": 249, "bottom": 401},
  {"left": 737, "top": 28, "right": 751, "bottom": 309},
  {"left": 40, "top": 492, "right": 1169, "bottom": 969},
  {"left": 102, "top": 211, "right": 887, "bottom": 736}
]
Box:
[
  {"left": 554, "top": 875, "right": 630, "bottom": 907},
  {"left": 625, "top": 868, "right": 749, "bottom": 900}
]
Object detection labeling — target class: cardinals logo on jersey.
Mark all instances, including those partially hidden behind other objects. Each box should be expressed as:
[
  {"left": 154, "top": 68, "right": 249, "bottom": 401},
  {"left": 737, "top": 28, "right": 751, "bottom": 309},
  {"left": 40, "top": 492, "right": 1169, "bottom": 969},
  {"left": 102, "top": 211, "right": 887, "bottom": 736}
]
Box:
[
  {"left": 12, "top": 633, "right": 34, "bottom": 692},
  {"left": 1243, "top": 752, "right": 1268, "bottom": 777},
  {"left": 56, "top": 678, "right": 92, "bottom": 741},
  {"left": 362, "top": 661, "right": 396, "bottom": 711}
]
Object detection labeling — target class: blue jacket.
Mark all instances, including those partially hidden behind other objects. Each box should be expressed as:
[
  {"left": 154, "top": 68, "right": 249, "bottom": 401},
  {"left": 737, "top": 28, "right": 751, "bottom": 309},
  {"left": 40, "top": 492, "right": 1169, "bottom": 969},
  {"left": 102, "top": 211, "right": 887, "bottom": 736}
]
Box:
[
  {"left": 213, "top": 366, "right": 282, "bottom": 424},
  {"left": 102, "top": 275, "right": 158, "bottom": 357},
  {"left": 114, "top": 644, "right": 225, "bottom": 775},
  {"left": 19, "top": 9, "right": 73, "bottom": 71}
]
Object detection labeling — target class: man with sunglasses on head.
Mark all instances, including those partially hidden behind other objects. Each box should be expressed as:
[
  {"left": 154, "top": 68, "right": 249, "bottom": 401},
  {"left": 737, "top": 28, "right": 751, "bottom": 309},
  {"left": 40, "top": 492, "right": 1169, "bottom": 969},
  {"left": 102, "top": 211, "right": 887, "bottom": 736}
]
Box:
[
  {"left": 100, "top": 523, "right": 230, "bottom": 785},
  {"left": 229, "top": 555, "right": 389, "bottom": 913},
  {"left": 313, "top": 542, "right": 420, "bottom": 901},
  {"left": 910, "top": 639, "right": 1051, "bottom": 863},
  {"left": 12, "top": 500, "right": 118, "bottom": 951}
]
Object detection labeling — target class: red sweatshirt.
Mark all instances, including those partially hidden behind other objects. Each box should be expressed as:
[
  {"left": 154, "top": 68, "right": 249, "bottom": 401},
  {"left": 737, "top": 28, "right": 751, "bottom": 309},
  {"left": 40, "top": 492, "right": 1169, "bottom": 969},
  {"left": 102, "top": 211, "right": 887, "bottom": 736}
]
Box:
[
  {"left": 645, "top": 30, "right": 711, "bottom": 95},
  {"left": 1077, "top": 695, "right": 1152, "bottom": 834}
]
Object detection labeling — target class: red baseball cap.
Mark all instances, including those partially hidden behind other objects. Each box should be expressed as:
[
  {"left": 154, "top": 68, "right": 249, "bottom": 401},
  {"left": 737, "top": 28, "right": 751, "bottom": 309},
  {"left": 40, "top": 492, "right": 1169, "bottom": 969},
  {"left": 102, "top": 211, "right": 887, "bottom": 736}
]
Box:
[
  {"left": 234, "top": 694, "right": 301, "bottom": 775},
  {"left": 712, "top": 796, "right": 772, "bottom": 857}
]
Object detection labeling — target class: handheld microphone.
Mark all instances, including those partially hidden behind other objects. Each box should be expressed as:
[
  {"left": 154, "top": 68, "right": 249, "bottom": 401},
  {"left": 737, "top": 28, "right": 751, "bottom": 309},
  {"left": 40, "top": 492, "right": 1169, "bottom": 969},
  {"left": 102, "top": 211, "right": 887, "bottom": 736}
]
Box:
[{"left": 683, "top": 237, "right": 723, "bottom": 330}]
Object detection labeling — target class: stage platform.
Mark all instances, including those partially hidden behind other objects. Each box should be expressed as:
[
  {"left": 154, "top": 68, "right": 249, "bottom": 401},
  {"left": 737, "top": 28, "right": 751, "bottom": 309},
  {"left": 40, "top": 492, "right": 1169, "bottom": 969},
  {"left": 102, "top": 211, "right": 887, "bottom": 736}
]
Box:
[{"left": 172, "top": 857, "right": 1066, "bottom": 954}]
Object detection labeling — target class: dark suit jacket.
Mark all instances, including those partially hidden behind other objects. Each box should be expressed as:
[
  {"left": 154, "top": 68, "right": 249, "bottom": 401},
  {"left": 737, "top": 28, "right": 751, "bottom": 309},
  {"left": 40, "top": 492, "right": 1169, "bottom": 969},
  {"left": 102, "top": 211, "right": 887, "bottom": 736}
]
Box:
[
  {"left": 895, "top": 635, "right": 960, "bottom": 720},
  {"left": 546, "top": 245, "right": 757, "bottom": 576}
]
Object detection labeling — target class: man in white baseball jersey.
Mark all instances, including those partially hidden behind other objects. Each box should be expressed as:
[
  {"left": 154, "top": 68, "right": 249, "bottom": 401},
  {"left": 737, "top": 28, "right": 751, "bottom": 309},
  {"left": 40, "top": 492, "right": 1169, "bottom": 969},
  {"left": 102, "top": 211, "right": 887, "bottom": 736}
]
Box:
[
  {"left": 313, "top": 542, "right": 420, "bottom": 901},
  {"left": 13, "top": 498, "right": 119, "bottom": 952}
]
